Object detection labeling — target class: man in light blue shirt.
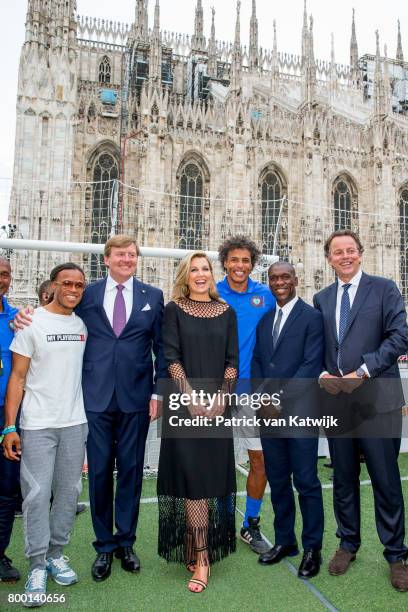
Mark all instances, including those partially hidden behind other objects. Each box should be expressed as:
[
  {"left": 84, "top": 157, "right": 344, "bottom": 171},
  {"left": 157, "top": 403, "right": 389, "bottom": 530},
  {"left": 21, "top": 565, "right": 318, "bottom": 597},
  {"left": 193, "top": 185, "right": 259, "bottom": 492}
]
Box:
[{"left": 217, "top": 237, "right": 275, "bottom": 554}]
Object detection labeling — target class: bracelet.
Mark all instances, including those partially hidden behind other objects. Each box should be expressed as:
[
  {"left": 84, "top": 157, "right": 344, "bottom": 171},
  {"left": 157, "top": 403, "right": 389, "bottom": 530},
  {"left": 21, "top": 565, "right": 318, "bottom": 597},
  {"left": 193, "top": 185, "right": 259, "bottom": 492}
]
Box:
[{"left": 1, "top": 425, "right": 17, "bottom": 436}]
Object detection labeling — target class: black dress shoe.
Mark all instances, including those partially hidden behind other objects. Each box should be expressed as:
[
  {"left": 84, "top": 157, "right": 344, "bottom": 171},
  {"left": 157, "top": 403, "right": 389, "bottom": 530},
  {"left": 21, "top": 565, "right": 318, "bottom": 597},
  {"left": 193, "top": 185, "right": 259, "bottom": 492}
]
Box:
[
  {"left": 298, "top": 550, "right": 322, "bottom": 579},
  {"left": 92, "top": 552, "right": 113, "bottom": 582},
  {"left": 258, "top": 544, "right": 299, "bottom": 565},
  {"left": 114, "top": 546, "right": 140, "bottom": 572}
]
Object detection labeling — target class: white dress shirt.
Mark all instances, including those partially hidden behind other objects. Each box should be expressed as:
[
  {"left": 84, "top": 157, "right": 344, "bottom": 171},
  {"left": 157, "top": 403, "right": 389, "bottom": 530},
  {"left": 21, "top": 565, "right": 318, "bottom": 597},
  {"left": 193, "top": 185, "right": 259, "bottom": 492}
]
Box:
[
  {"left": 335, "top": 268, "right": 362, "bottom": 338},
  {"left": 103, "top": 274, "right": 133, "bottom": 328},
  {"left": 272, "top": 295, "right": 299, "bottom": 340},
  {"left": 334, "top": 267, "right": 369, "bottom": 376}
]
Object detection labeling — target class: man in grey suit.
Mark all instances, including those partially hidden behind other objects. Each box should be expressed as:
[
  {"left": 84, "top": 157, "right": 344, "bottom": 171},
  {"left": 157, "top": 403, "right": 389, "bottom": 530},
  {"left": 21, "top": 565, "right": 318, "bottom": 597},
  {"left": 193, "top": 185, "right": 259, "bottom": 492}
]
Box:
[{"left": 314, "top": 229, "right": 408, "bottom": 592}]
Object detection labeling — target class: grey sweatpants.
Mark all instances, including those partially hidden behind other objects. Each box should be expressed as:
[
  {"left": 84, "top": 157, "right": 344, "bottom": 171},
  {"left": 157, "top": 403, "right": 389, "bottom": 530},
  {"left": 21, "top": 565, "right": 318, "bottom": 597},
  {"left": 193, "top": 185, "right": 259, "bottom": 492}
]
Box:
[{"left": 20, "top": 423, "right": 88, "bottom": 570}]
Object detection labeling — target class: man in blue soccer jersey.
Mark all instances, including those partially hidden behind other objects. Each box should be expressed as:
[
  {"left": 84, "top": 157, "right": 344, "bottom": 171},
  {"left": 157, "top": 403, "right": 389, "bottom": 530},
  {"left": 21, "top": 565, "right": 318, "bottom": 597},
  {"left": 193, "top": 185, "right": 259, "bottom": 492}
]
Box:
[
  {"left": 0, "top": 257, "right": 20, "bottom": 582},
  {"left": 217, "top": 236, "right": 275, "bottom": 554}
]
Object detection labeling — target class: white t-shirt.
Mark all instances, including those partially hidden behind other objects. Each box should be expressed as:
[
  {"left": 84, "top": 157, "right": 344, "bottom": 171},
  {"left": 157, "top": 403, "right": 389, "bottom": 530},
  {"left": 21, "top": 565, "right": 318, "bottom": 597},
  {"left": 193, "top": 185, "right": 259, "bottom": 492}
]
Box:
[{"left": 10, "top": 307, "right": 87, "bottom": 430}]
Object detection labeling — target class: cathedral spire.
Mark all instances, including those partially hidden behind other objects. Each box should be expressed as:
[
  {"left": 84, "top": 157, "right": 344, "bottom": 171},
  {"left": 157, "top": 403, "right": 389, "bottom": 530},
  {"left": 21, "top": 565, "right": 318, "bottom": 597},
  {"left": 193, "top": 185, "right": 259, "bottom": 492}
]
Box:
[
  {"left": 329, "top": 33, "right": 338, "bottom": 101},
  {"left": 350, "top": 8, "right": 359, "bottom": 69},
  {"left": 373, "top": 30, "right": 386, "bottom": 116},
  {"left": 207, "top": 7, "right": 217, "bottom": 78},
  {"left": 271, "top": 19, "right": 279, "bottom": 82},
  {"left": 302, "top": 14, "right": 316, "bottom": 104},
  {"left": 249, "top": 0, "right": 259, "bottom": 72},
  {"left": 148, "top": 0, "right": 162, "bottom": 83},
  {"left": 153, "top": 0, "right": 160, "bottom": 34},
  {"left": 383, "top": 43, "right": 392, "bottom": 111},
  {"left": 230, "top": 1, "right": 242, "bottom": 95},
  {"left": 135, "top": 0, "right": 149, "bottom": 40},
  {"left": 396, "top": 19, "right": 404, "bottom": 63},
  {"left": 234, "top": 0, "right": 241, "bottom": 48},
  {"left": 301, "top": 0, "right": 308, "bottom": 65},
  {"left": 192, "top": 0, "right": 205, "bottom": 51}
]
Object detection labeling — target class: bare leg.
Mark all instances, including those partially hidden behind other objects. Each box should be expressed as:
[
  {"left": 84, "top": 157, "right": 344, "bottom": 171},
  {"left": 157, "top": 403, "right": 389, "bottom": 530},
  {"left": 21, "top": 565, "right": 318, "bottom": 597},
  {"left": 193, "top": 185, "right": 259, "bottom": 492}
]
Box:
[
  {"left": 185, "top": 499, "right": 210, "bottom": 592},
  {"left": 247, "top": 450, "right": 267, "bottom": 499}
]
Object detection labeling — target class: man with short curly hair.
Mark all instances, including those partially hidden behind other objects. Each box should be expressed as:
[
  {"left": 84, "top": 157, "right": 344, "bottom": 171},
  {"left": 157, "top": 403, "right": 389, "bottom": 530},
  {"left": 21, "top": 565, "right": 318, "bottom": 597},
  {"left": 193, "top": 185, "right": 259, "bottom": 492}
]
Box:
[{"left": 217, "top": 236, "right": 275, "bottom": 554}]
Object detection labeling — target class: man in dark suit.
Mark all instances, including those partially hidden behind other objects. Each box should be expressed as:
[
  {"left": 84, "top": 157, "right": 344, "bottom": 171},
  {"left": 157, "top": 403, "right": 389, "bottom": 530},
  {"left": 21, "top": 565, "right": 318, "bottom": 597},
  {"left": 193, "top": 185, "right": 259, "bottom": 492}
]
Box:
[
  {"left": 75, "top": 235, "right": 166, "bottom": 581},
  {"left": 252, "top": 262, "right": 324, "bottom": 578},
  {"left": 314, "top": 229, "right": 408, "bottom": 591}
]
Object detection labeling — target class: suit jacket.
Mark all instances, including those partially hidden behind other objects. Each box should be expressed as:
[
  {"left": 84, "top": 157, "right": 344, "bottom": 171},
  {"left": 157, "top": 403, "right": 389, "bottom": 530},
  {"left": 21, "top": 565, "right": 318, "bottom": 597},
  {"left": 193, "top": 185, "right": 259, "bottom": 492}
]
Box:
[
  {"left": 313, "top": 272, "right": 408, "bottom": 413},
  {"left": 251, "top": 298, "right": 324, "bottom": 416},
  {"left": 76, "top": 277, "right": 166, "bottom": 413}
]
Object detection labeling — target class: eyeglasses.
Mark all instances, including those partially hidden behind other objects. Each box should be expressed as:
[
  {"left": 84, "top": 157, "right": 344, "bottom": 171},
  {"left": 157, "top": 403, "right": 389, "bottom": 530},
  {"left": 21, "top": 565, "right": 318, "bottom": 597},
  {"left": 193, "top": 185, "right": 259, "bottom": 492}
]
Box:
[{"left": 54, "top": 280, "right": 86, "bottom": 290}]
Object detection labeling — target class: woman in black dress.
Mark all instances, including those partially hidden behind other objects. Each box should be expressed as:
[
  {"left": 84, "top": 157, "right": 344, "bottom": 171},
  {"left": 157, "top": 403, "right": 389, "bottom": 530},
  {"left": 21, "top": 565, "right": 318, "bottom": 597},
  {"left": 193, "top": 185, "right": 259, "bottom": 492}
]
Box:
[{"left": 157, "top": 251, "right": 238, "bottom": 593}]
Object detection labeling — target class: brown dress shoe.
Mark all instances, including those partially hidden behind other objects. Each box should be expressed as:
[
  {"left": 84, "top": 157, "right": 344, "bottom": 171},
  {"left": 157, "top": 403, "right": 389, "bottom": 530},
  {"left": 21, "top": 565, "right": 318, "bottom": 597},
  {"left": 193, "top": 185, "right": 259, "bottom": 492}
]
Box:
[
  {"left": 328, "top": 549, "right": 356, "bottom": 575},
  {"left": 390, "top": 561, "right": 408, "bottom": 592}
]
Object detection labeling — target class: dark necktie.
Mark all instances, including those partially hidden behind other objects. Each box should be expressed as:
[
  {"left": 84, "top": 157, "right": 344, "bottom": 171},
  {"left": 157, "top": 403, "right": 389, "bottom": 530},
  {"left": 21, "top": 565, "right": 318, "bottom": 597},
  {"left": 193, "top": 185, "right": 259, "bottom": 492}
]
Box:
[
  {"left": 112, "top": 284, "right": 126, "bottom": 337},
  {"left": 338, "top": 283, "right": 351, "bottom": 371},
  {"left": 272, "top": 308, "right": 283, "bottom": 347},
  {"left": 338, "top": 283, "right": 351, "bottom": 343}
]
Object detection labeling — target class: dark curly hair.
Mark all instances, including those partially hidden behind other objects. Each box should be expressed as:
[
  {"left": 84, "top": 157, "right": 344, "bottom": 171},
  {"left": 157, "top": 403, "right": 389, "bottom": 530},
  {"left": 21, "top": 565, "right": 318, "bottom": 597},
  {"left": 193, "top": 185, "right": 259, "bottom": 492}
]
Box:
[{"left": 218, "top": 235, "right": 261, "bottom": 270}]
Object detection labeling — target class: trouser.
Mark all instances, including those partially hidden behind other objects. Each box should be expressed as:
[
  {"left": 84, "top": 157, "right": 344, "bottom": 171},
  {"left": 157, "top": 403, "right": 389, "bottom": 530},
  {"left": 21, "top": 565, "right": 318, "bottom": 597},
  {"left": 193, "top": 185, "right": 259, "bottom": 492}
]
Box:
[
  {"left": 86, "top": 394, "right": 150, "bottom": 553},
  {"left": 20, "top": 424, "right": 88, "bottom": 570},
  {"left": 0, "top": 408, "right": 20, "bottom": 556},
  {"left": 261, "top": 437, "right": 324, "bottom": 550},
  {"left": 332, "top": 437, "right": 408, "bottom": 563}
]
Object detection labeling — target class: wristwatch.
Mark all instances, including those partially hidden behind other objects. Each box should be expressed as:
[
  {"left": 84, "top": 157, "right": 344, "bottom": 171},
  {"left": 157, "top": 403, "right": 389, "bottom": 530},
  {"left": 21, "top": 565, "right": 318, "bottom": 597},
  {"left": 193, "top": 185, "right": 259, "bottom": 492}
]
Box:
[{"left": 356, "top": 367, "right": 368, "bottom": 379}]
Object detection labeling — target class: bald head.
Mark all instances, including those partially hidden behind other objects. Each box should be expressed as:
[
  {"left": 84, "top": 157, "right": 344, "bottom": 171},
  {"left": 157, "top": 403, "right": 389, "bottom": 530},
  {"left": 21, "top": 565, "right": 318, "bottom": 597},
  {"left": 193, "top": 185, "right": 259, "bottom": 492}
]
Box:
[
  {"left": 268, "top": 261, "right": 296, "bottom": 277},
  {"left": 0, "top": 256, "right": 11, "bottom": 271},
  {"left": 0, "top": 256, "right": 12, "bottom": 303}
]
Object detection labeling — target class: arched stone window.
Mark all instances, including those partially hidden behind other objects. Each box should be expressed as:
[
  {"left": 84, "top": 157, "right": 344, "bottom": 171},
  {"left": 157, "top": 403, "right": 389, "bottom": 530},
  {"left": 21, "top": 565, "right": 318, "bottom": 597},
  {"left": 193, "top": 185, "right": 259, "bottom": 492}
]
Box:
[
  {"left": 399, "top": 184, "right": 408, "bottom": 300},
  {"left": 178, "top": 160, "right": 206, "bottom": 250},
  {"left": 332, "top": 174, "right": 358, "bottom": 231},
  {"left": 90, "top": 152, "right": 118, "bottom": 279},
  {"left": 99, "top": 56, "right": 111, "bottom": 84},
  {"left": 260, "top": 167, "right": 287, "bottom": 256}
]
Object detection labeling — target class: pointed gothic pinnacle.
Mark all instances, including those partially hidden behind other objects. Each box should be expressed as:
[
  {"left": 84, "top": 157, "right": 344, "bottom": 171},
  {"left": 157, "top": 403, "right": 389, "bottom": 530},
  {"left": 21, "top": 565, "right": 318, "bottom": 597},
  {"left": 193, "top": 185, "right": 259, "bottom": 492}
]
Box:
[
  {"left": 331, "top": 32, "right": 335, "bottom": 63},
  {"left": 397, "top": 19, "right": 404, "bottom": 62},
  {"left": 235, "top": 1, "right": 241, "bottom": 46},
  {"left": 375, "top": 29, "right": 380, "bottom": 58},
  {"left": 303, "top": 0, "right": 308, "bottom": 26},
  {"left": 154, "top": 0, "right": 160, "bottom": 32},
  {"left": 273, "top": 19, "right": 277, "bottom": 54},
  {"left": 211, "top": 6, "right": 215, "bottom": 37}
]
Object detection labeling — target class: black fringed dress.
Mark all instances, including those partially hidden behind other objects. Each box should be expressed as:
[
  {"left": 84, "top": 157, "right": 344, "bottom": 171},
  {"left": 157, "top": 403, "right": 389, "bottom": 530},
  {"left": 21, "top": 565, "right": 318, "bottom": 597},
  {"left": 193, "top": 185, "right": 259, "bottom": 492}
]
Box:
[{"left": 157, "top": 298, "right": 238, "bottom": 565}]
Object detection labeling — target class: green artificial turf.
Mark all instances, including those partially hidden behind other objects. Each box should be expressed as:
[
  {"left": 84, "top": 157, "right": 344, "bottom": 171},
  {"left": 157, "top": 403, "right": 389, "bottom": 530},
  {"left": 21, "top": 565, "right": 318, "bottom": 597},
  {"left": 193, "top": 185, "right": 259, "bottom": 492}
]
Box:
[{"left": 1, "top": 455, "right": 407, "bottom": 611}]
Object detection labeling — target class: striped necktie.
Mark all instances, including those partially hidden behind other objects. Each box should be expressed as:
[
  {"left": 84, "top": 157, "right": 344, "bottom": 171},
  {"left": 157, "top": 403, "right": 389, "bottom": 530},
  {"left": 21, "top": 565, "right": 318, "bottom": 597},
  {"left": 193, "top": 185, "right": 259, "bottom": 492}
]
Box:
[
  {"left": 272, "top": 308, "right": 283, "bottom": 348},
  {"left": 338, "top": 283, "right": 351, "bottom": 371}
]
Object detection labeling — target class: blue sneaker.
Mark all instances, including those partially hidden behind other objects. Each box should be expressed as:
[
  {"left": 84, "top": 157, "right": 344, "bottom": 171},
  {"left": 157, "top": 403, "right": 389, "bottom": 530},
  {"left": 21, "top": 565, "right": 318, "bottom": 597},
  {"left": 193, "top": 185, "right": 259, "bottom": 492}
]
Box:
[
  {"left": 46, "top": 556, "right": 78, "bottom": 586},
  {"left": 24, "top": 568, "right": 47, "bottom": 607}
]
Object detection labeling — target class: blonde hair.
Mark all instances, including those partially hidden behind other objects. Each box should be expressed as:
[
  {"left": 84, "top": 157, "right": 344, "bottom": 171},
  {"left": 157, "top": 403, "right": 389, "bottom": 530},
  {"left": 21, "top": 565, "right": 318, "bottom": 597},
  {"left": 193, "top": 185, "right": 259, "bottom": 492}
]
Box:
[
  {"left": 104, "top": 234, "right": 140, "bottom": 257},
  {"left": 172, "top": 251, "right": 221, "bottom": 302}
]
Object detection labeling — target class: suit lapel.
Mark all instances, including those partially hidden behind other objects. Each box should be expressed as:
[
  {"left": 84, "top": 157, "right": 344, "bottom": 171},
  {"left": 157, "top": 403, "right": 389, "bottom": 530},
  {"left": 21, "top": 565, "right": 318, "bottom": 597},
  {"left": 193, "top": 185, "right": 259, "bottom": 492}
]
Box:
[
  {"left": 325, "top": 282, "right": 338, "bottom": 342},
  {"left": 272, "top": 299, "right": 303, "bottom": 355},
  {"left": 341, "top": 273, "right": 372, "bottom": 341},
  {"left": 95, "top": 278, "right": 115, "bottom": 333},
  {"left": 121, "top": 278, "right": 144, "bottom": 334}
]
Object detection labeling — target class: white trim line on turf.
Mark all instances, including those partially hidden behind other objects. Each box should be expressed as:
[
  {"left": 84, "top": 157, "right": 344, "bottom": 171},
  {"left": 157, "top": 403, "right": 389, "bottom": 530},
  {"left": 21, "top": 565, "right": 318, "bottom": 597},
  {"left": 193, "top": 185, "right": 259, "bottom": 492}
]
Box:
[
  {"left": 235, "top": 505, "right": 339, "bottom": 612},
  {"left": 79, "top": 475, "right": 408, "bottom": 507},
  {"left": 236, "top": 465, "right": 408, "bottom": 490}
]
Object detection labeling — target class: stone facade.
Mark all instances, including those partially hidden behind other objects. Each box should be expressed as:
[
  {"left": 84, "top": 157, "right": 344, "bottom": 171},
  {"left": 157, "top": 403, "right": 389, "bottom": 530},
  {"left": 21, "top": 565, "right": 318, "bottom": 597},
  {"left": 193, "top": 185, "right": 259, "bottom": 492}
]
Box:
[{"left": 8, "top": 0, "right": 408, "bottom": 303}]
